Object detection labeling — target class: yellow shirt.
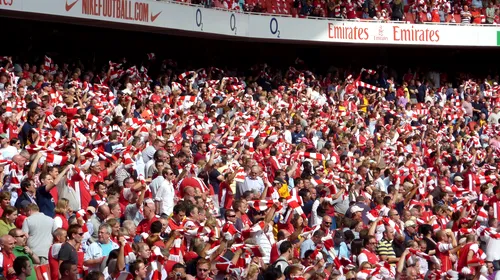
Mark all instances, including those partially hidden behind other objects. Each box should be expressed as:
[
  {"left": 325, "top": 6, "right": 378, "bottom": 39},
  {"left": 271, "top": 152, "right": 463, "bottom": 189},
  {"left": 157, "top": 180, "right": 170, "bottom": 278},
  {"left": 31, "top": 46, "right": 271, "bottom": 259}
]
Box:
[{"left": 0, "top": 220, "right": 15, "bottom": 237}]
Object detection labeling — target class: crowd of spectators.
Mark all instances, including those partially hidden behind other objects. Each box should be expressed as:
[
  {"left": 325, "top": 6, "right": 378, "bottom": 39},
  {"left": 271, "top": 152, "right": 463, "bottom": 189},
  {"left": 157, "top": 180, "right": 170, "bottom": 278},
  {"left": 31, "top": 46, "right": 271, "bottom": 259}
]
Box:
[
  {"left": 173, "top": 0, "right": 500, "bottom": 23},
  {"left": 0, "top": 52, "right": 499, "bottom": 280}
]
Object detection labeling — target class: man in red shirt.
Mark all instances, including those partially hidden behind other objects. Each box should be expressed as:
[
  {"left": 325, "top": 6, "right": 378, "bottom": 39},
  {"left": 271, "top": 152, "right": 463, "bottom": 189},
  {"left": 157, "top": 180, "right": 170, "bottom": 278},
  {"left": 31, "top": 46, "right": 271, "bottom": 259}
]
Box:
[
  {"left": 195, "top": 259, "right": 212, "bottom": 280},
  {"left": 168, "top": 204, "right": 186, "bottom": 232},
  {"left": 357, "top": 235, "right": 379, "bottom": 266},
  {"left": 87, "top": 159, "right": 121, "bottom": 192},
  {"left": 136, "top": 199, "right": 158, "bottom": 236},
  {"left": 1, "top": 235, "right": 17, "bottom": 280}
]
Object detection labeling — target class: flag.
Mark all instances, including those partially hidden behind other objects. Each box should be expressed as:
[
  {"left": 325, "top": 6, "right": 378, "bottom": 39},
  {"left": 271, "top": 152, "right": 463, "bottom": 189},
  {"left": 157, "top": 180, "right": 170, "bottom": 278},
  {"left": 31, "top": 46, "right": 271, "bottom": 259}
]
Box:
[
  {"left": 45, "top": 153, "right": 69, "bottom": 166},
  {"left": 492, "top": 201, "right": 500, "bottom": 219},
  {"left": 44, "top": 56, "right": 52, "bottom": 72}
]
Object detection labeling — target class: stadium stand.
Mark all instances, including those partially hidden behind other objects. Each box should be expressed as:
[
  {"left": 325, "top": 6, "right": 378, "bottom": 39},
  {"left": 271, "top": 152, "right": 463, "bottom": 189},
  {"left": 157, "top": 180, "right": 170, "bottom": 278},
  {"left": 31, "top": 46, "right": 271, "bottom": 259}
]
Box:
[{"left": 167, "top": 0, "right": 499, "bottom": 24}]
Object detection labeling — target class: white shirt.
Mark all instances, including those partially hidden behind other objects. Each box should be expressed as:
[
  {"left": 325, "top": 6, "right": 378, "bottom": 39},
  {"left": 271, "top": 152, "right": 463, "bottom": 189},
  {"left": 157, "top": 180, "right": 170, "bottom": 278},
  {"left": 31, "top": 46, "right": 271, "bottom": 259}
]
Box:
[
  {"left": 155, "top": 178, "right": 175, "bottom": 216},
  {"left": 254, "top": 231, "right": 272, "bottom": 264},
  {"left": 0, "top": 145, "right": 17, "bottom": 160},
  {"left": 241, "top": 176, "right": 265, "bottom": 194},
  {"left": 374, "top": 177, "right": 387, "bottom": 193},
  {"left": 144, "top": 159, "right": 156, "bottom": 179},
  {"left": 84, "top": 240, "right": 119, "bottom": 272},
  {"left": 149, "top": 176, "right": 164, "bottom": 199}
]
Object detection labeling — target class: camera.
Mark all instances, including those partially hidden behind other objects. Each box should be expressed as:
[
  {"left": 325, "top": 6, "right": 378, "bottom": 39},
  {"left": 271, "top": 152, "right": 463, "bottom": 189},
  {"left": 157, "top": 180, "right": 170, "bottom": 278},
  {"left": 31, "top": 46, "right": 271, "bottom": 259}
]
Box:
[{"left": 175, "top": 272, "right": 182, "bottom": 277}]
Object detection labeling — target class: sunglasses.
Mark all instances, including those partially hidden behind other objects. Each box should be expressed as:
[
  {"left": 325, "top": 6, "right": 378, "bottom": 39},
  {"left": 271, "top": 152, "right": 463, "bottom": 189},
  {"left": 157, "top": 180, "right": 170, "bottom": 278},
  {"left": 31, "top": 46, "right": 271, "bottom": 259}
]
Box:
[
  {"left": 198, "top": 269, "right": 209, "bottom": 272},
  {"left": 76, "top": 233, "right": 84, "bottom": 236},
  {"left": 226, "top": 215, "right": 236, "bottom": 218}
]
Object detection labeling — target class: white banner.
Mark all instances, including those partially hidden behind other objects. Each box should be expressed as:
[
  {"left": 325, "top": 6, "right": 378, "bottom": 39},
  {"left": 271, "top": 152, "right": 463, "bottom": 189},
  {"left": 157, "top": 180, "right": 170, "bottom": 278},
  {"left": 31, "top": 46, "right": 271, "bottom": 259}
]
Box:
[{"left": 1, "top": 0, "right": 499, "bottom": 46}]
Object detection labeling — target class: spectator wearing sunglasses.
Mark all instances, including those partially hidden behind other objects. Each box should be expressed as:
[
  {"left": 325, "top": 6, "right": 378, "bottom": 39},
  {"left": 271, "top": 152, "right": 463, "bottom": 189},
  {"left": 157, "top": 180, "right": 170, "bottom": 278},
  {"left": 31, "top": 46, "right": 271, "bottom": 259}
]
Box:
[
  {"left": 154, "top": 167, "right": 176, "bottom": 216},
  {"left": 58, "top": 224, "right": 84, "bottom": 278},
  {"left": 195, "top": 258, "right": 212, "bottom": 280}
]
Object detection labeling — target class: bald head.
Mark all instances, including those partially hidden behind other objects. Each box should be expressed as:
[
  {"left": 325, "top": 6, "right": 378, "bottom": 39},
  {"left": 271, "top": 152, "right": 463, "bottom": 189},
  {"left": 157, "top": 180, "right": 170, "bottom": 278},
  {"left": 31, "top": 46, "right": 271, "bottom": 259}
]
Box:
[
  {"left": 183, "top": 186, "right": 195, "bottom": 197},
  {"left": 277, "top": 229, "right": 290, "bottom": 241},
  {"left": 12, "top": 154, "right": 27, "bottom": 166},
  {"left": 97, "top": 204, "right": 110, "bottom": 220},
  {"left": 1, "top": 235, "right": 15, "bottom": 253}
]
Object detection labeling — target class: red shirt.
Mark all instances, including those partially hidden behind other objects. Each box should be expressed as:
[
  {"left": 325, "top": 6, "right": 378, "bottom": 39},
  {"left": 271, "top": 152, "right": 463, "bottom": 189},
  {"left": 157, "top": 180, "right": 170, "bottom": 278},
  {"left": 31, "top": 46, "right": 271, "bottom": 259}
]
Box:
[
  {"left": 136, "top": 216, "right": 159, "bottom": 235},
  {"left": 48, "top": 244, "right": 60, "bottom": 280},
  {"left": 55, "top": 213, "right": 69, "bottom": 230},
  {"left": 489, "top": 195, "right": 499, "bottom": 206},
  {"left": 168, "top": 218, "right": 184, "bottom": 232},
  {"left": 15, "top": 214, "right": 26, "bottom": 229},
  {"left": 240, "top": 214, "right": 252, "bottom": 228},
  {"left": 88, "top": 169, "right": 109, "bottom": 191},
  {"left": 3, "top": 251, "right": 16, "bottom": 280},
  {"left": 457, "top": 243, "right": 475, "bottom": 272},
  {"left": 359, "top": 248, "right": 379, "bottom": 265},
  {"left": 62, "top": 107, "right": 78, "bottom": 120}
]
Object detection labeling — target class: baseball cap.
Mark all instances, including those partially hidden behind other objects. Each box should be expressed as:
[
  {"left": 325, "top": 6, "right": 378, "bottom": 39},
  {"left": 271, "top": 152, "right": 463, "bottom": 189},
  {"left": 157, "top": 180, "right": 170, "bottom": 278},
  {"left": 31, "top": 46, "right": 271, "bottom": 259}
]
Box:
[
  {"left": 351, "top": 205, "right": 364, "bottom": 213},
  {"left": 404, "top": 220, "right": 416, "bottom": 228},
  {"left": 0, "top": 134, "right": 7, "bottom": 139},
  {"left": 453, "top": 176, "right": 464, "bottom": 182}
]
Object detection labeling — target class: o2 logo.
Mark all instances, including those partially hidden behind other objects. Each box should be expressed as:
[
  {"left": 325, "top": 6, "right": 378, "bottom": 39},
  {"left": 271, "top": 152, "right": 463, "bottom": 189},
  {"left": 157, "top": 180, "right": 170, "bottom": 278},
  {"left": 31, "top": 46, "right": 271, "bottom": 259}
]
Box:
[
  {"left": 195, "top": 9, "right": 203, "bottom": 31},
  {"left": 270, "top": 17, "right": 280, "bottom": 38},
  {"left": 230, "top": 13, "right": 237, "bottom": 35}
]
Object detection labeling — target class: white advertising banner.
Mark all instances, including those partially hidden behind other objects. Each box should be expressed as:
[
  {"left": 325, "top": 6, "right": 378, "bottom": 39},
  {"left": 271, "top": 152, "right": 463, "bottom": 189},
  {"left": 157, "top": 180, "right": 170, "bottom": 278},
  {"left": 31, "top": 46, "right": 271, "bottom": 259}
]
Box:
[{"left": 1, "top": 0, "right": 499, "bottom": 46}]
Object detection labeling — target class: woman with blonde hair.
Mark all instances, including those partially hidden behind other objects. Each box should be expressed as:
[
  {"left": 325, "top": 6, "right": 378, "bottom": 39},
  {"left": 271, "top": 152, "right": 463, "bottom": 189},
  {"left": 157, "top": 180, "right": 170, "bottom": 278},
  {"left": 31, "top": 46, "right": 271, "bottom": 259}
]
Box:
[
  {"left": 54, "top": 198, "right": 70, "bottom": 230},
  {"left": 0, "top": 205, "right": 18, "bottom": 236},
  {"left": 244, "top": 263, "right": 260, "bottom": 280}
]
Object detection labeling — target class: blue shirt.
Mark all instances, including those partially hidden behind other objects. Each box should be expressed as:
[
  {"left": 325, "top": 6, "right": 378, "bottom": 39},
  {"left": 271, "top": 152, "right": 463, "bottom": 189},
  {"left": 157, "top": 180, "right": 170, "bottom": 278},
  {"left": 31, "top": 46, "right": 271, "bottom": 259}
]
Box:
[
  {"left": 100, "top": 242, "right": 113, "bottom": 257},
  {"left": 36, "top": 186, "right": 55, "bottom": 218},
  {"left": 300, "top": 239, "right": 315, "bottom": 258}
]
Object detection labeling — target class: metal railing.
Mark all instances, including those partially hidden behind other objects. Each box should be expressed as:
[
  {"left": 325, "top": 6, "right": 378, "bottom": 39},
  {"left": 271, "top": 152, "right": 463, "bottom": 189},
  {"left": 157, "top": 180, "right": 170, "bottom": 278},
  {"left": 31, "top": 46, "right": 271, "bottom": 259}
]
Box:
[{"left": 156, "top": 0, "right": 499, "bottom": 26}]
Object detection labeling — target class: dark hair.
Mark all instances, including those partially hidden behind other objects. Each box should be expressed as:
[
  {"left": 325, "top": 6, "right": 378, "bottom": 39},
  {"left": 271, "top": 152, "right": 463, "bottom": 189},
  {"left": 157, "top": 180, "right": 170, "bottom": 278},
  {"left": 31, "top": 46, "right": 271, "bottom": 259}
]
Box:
[
  {"left": 263, "top": 267, "right": 284, "bottom": 280},
  {"left": 185, "top": 204, "right": 197, "bottom": 217},
  {"left": 172, "top": 263, "right": 186, "bottom": 270},
  {"left": 59, "top": 260, "right": 75, "bottom": 276},
  {"left": 20, "top": 179, "right": 31, "bottom": 193},
  {"left": 106, "top": 249, "right": 120, "bottom": 266},
  {"left": 27, "top": 110, "right": 38, "bottom": 121},
  {"left": 350, "top": 239, "right": 364, "bottom": 256},
  {"left": 130, "top": 259, "right": 145, "bottom": 277},
  {"left": 94, "top": 182, "right": 106, "bottom": 191},
  {"left": 173, "top": 203, "right": 187, "bottom": 214},
  {"left": 279, "top": 240, "right": 293, "bottom": 254},
  {"left": 304, "top": 249, "right": 315, "bottom": 259},
  {"left": 298, "top": 188, "right": 310, "bottom": 199},
  {"left": 150, "top": 220, "right": 163, "bottom": 234},
  {"left": 85, "top": 271, "right": 105, "bottom": 280},
  {"left": 419, "top": 224, "right": 434, "bottom": 236},
  {"left": 344, "top": 230, "right": 355, "bottom": 242},
  {"left": 13, "top": 256, "right": 30, "bottom": 275}
]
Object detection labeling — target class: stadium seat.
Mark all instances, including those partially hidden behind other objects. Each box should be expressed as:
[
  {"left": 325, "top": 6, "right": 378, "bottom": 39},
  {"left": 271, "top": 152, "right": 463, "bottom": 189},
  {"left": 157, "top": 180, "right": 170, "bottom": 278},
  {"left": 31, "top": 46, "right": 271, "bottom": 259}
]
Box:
[
  {"left": 405, "top": 12, "right": 415, "bottom": 23},
  {"left": 454, "top": 14, "right": 462, "bottom": 23},
  {"left": 214, "top": 0, "right": 225, "bottom": 8},
  {"left": 35, "top": 264, "right": 50, "bottom": 280}
]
